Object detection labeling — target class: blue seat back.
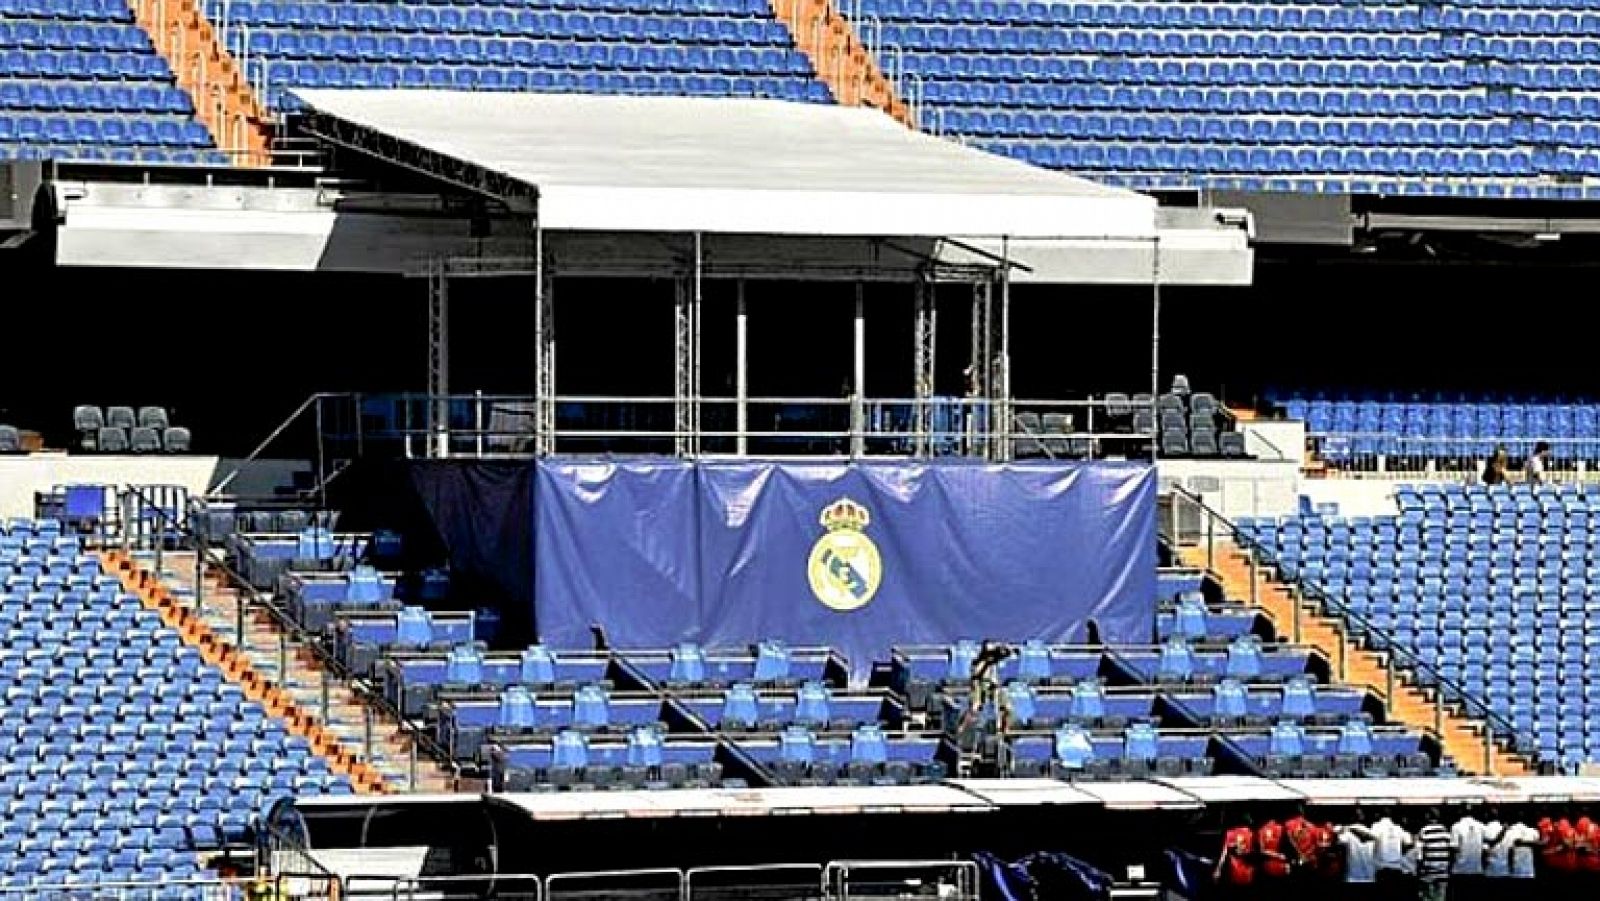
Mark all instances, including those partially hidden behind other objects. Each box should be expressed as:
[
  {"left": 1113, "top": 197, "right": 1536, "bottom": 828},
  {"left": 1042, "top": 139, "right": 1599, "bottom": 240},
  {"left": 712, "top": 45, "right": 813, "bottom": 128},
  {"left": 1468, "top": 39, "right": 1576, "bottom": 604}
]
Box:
[
  {"left": 497, "top": 686, "right": 534, "bottom": 729},
  {"left": 1158, "top": 637, "right": 1193, "bottom": 679},
  {"left": 754, "top": 640, "right": 790, "bottom": 682},
  {"left": 520, "top": 646, "right": 556, "bottom": 684},
  {"left": 1225, "top": 635, "right": 1262, "bottom": 679},
  {"left": 394, "top": 606, "right": 431, "bottom": 647},
  {"left": 1269, "top": 721, "right": 1306, "bottom": 757},
  {"left": 670, "top": 643, "right": 706, "bottom": 683},
  {"left": 1175, "top": 592, "right": 1208, "bottom": 639},
  {"left": 1281, "top": 676, "right": 1317, "bottom": 719},
  {"left": 1213, "top": 678, "right": 1248, "bottom": 719},
  {"left": 346, "top": 565, "right": 383, "bottom": 603},
  {"left": 627, "top": 727, "right": 663, "bottom": 767},
  {"left": 552, "top": 730, "right": 587, "bottom": 769},
  {"left": 946, "top": 640, "right": 979, "bottom": 680},
  {"left": 1017, "top": 639, "right": 1052, "bottom": 681},
  {"left": 1004, "top": 681, "right": 1037, "bottom": 724},
  {"left": 446, "top": 646, "right": 483, "bottom": 684},
  {"left": 1337, "top": 720, "right": 1373, "bottom": 756},
  {"left": 850, "top": 724, "right": 887, "bottom": 764},
  {"left": 572, "top": 685, "right": 610, "bottom": 729},
  {"left": 1124, "top": 723, "right": 1159, "bottom": 760},
  {"left": 296, "top": 527, "right": 333, "bottom": 560},
  {"left": 722, "top": 683, "right": 758, "bottom": 726},
  {"left": 1069, "top": 680, "right": 1105, "bottom": 719},
  {"left": 795, "top": 681, "right": 830, "bottom": 726},
  {"left": 1053, "top": 724, "right": 1095, "bottom": 768},
  {"left": 779, "top": 726, "right": 814, "bottom": 764}
]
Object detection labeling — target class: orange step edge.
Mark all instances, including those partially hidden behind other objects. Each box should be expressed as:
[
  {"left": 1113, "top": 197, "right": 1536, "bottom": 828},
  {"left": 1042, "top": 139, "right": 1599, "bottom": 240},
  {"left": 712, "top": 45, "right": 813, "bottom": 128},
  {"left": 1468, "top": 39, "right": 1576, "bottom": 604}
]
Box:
[
  {"left": 102, "top": 550, "right": 389, "bottom": 793},
  {"left": 1182, "top": 543, "right": 1534, "bottom": 777}
]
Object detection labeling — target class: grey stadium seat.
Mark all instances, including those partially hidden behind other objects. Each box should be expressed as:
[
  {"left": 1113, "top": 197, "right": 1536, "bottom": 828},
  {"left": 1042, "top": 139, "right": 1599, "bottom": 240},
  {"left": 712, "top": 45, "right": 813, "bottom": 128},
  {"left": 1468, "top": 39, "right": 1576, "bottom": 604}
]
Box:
[
  {"left": 1161, "top": 429, "right": 1189, "bottom": 456},
  {"left": 0, "top": 425, "right": 19, "bottom": 454},
  {"left": 74, "top": 405, "right": 104, "bottom": 451},
  {"left": 106, "top": 406, "right": 136, "bottom": 430},
  {"left": 1219, "top": 432, "right": 1246, "bottom": 458},
  {"left": 98, "top": 427, "right": 129, "bottom": 453},
  {"left": 130, "top": 427, "right": 162, "bottom": 454},
  {"left": 138, "top": 406, "right": 170, "bottom": 430},
  {"left": 1013, "top": 412, "right": 1042, "bottom": 457},
  {"left": 1191, "top": 431, "right": 1219, "bottom": 457},
  {"left": 1103, "top": 393, "right": 1131, "bottom": 420},
  {"left": 163, "top": 426, "right": 191, "bottom": 453}
]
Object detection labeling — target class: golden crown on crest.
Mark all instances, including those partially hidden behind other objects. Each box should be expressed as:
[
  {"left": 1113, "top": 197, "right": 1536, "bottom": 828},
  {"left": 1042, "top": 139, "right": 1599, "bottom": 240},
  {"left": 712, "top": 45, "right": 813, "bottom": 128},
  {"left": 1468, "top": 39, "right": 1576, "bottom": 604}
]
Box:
[{"left": 819, "top": 498, "right": 871, "bottom": 532}]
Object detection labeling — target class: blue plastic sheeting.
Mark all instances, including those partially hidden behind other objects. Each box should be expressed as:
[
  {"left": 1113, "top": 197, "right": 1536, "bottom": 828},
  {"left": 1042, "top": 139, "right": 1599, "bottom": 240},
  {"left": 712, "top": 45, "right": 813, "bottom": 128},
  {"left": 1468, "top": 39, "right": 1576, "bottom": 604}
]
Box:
[{"left": 535, "top": 460, "right": 1156, "bottom": 681}]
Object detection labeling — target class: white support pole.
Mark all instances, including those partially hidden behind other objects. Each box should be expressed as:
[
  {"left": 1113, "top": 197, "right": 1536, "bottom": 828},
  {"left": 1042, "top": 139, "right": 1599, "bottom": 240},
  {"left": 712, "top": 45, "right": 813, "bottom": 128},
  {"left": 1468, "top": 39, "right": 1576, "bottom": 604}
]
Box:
[
  {"left": 426, "top": 259, "right": 449, "bottom": 460},
  {"left": 852, "top": 282, "right": 866, "bottom": 459},
  {"left": 1150, "top": 236, "right": 1162, "bottom": 464},
  {"left": 736, "top": 279, "right": 748, "bottom": 456},
  {"left": 692, "top": 231, "right": 703, "bottom": 457},
  {"left": 999, "top": 236, "right": 1012, "bottom": 462}
]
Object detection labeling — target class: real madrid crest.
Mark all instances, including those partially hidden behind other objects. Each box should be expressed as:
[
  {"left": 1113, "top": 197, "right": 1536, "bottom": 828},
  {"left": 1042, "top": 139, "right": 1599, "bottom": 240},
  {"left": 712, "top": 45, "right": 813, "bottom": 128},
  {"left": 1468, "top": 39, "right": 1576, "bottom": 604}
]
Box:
[{"left": 807, "top": 497, "right": 882, "bottom": 612}]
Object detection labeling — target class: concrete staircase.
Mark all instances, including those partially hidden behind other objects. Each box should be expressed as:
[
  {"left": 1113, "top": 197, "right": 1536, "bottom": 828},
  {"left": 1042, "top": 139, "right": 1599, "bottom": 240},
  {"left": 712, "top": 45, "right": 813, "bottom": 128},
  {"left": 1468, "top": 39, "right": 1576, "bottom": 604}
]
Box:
[
  {"left": 132, "top": 551, "right": 458, "bottom": 793},
  {"left": 127, "top": 0, "right": 273, "bottom": 164},
  {"left": 771, "top": 0, "right": 914, "bottom": 126},
  {"left": 1184, "top": 541, "right": 1534, "bottom": 777}
]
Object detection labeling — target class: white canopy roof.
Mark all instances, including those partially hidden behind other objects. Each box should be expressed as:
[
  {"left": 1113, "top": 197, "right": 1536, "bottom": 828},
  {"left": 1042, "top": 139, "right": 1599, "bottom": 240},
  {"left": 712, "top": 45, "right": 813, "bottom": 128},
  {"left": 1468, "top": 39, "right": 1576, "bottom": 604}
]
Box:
[{"left": 293, "top": 90, "right": 1158, "bottom": 240}]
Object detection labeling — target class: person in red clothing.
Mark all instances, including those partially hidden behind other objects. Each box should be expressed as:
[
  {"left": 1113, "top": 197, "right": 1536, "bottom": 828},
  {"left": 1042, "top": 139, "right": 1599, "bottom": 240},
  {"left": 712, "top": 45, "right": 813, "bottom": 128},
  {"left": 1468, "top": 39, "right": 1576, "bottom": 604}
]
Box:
[
  {"left": 1577, "top": 814, "right": 1600, "bottom": 874},
  {"left": 1541, "top": 814, "right": 1580, "bottom": 901},
  {"left": 1314, "top": 820, "right": 1343, "bottom": 884},
  {"left": 1282, "top": 811, "right": 1321, "bottom": 890},
  {"left": 1215, "top": 820, "right": 1258, "bottom": 895},
  {"left": 1257, "top": 818, "right": 1293, "bottom": 881}
]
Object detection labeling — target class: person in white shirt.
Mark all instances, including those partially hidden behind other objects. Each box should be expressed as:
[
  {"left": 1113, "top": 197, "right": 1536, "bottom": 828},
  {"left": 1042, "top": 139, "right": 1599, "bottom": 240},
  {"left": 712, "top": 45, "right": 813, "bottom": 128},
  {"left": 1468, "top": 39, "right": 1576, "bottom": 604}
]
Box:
[
  {"left": 1339, "top": 821, "right": 1378, "bottom": 885},
  {"left": 1524, "top": 441, "right": 1550, "bottom": 484},
  {"left": 1369, "top": 813, "right": 1414, "bottom": 901},
  {"left": 1451, "top": 810, "right": 1489, "bottom": 900},
  {"left": 1490, "top": 819, "right": 1542, "bottom": 881}
]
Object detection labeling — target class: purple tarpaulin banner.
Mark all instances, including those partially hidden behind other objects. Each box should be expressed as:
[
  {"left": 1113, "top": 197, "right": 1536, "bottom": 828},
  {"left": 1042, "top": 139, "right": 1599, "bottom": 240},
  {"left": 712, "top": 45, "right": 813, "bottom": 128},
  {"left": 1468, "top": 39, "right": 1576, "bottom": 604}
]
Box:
[{"left": 534, "top": 460, "right": 1156, "bottom": 681}]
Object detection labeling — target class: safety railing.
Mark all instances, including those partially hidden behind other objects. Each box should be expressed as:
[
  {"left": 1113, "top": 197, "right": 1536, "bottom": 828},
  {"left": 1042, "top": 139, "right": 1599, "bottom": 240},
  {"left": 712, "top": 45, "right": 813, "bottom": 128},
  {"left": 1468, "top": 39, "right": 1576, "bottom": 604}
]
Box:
[
  {"left": 224, "top": 391, "right": 1165, "bottom": 467},
  {"left": 347, "top": 874, "right": 540, "bottom": 900},
  {"left": 1163, "top": 486, "right": 1536, "bottom": 776},
  {"left": 342, "top": 860, "right": 973, "bottom": 901},
  {"left": 115, "top": 484, "right": 460, "bottom": 791}
]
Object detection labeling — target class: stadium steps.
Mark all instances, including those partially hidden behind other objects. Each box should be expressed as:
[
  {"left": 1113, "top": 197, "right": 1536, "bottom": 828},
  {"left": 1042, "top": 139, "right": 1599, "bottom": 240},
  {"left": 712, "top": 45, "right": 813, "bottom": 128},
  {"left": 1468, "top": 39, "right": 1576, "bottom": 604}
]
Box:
[
  {"left": 162, "top": 552, "right": 459, "bottom": 793},
  {"left": 771, "top": 0, "right": 912, "bottom": 126},
  {"left": 100, "top": 548, "right": 398, "bottom": 793},
  {"left": 125, "top": 0, "right": 272, "bottom": 164},
  {"left": 1185, "top": 542, "right": 1535, "bottom": 778}
]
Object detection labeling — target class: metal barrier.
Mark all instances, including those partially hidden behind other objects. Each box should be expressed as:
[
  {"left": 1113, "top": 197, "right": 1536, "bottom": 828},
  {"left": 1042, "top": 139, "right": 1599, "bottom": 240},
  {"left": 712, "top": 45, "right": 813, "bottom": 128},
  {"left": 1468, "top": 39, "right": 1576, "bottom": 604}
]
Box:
[
  {"left": 823, "top": 860, "right": 979, "bottom": 901},
  {"left": 1164, "top": 487, "right": 1534, "bottom": 776},
  {"left": 684, "top": 864, "right": 825, "bottom": 901},
  {"left": 544, "top": 868, "right": 685, "bottom": 901},
  {"left": 344, "top": 874, "right": 541, "bottom": 900}
]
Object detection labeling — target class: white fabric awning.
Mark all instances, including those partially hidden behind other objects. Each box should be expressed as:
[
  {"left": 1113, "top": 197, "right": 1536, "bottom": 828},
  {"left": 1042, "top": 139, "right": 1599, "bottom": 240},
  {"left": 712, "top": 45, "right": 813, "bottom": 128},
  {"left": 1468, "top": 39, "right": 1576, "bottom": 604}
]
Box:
[{"left": 293, "top": 90, "right": 1159, "bottom": 240}]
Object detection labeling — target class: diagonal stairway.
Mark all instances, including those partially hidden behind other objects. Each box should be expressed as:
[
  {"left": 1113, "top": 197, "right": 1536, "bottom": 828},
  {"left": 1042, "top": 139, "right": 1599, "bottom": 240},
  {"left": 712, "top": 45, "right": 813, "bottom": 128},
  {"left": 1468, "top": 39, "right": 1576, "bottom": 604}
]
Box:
[
  {"left": 770, "top": 0, "right": 914, "bottom": 125},
  {"left": 137, "top": 550, "right": 458, "bottom": 793},
  {"left": 1184, "top": 541, "right": 1533, "bottom": 777}
]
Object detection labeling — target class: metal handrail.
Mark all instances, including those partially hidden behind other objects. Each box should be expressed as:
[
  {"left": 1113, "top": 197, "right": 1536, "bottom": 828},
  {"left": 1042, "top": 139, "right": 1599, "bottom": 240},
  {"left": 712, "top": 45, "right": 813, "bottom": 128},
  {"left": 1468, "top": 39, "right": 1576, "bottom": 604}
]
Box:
[
  {"left": 119, "top": 485, "right": 462, "bottom": 790},
  {"left": 1168, "top": 486, "right": 1535, "bottom": 774}
]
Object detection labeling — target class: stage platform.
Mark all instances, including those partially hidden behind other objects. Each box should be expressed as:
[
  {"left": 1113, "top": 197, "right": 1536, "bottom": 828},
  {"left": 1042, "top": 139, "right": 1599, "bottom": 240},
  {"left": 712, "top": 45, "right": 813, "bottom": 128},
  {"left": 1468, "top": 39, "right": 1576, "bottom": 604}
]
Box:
[{"left": 274, "top": 776, "right": 1600, "bottom": 885}]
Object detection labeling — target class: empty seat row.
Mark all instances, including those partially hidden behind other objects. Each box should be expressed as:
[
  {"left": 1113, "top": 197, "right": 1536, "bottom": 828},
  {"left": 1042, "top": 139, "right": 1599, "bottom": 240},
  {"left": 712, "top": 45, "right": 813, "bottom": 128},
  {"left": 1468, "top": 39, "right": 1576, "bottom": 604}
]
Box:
[
  {"left": 233, "top": 7, "right": 791, "bottom": 43},
  {"left": 0, "top": 114, "right": 208, "bottom": 146},
  {"left": 0, "top": 48, "right": 172, "bottom": 78},
  {"left": 0, "top": 80, "right": 189, "bottom": 112},
  {"left": 264, "top": 64, "right": 830, "bottom": 105},
  {"left": 0, "top": 21, "right": 151, "bottom": 51}
]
